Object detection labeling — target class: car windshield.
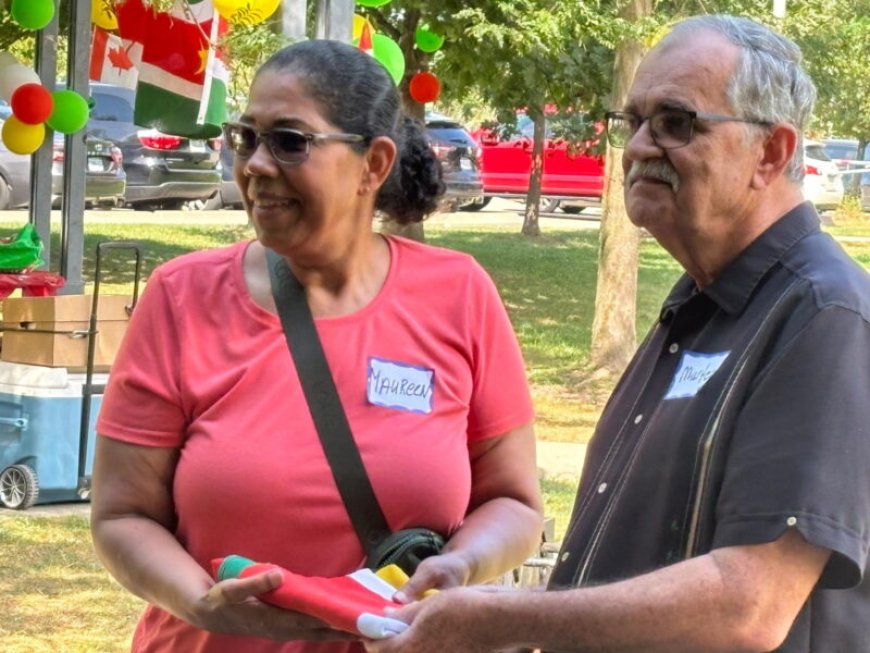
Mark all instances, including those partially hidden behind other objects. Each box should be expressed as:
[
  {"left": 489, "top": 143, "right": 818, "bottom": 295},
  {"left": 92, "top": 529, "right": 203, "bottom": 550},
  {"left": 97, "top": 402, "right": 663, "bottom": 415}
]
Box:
[
  {"left": 824, "top": 142, "right": 859, "bottom": 160},
  {"left": 805, "top": 144, "right": 832, "bottom": 161},
  {"left": 91, "top": 92, "right": 134, "bottom": 122}
]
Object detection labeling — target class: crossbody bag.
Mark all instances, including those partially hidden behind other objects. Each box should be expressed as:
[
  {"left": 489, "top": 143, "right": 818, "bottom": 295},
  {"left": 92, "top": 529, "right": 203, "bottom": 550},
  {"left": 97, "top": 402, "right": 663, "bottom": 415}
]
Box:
[{"left": 265, "top": 248, "right": 445, "bottom": 575}]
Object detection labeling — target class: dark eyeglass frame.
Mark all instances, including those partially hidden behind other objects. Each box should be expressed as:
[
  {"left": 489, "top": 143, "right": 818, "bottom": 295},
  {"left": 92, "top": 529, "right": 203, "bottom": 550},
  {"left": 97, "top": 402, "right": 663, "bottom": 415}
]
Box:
[
  {"left": 604, "top": 109, "right": 773, "bottom": 150},
  {"left": 222, "top": 122, "right": 366, "bottom": 165}
]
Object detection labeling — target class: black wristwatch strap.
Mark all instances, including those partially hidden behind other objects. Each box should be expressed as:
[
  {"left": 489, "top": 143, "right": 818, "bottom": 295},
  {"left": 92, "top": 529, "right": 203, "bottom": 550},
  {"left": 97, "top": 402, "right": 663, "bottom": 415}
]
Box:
[{"left": 265, "top": 248, "right": 391, "bottom": 554}]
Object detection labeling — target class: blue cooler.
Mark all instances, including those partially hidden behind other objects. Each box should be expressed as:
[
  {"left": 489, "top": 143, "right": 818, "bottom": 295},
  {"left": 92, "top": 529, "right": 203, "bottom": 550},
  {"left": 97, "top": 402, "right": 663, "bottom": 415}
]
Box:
[{"left": 0, "top": 361, "right": 107, "bottom": 509}]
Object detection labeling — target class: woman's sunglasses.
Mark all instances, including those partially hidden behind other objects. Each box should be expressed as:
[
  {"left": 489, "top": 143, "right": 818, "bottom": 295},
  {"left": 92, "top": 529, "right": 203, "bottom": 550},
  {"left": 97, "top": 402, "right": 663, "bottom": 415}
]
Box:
[{"left": 222, "top": 122, "right": 366, "bottom": 165}]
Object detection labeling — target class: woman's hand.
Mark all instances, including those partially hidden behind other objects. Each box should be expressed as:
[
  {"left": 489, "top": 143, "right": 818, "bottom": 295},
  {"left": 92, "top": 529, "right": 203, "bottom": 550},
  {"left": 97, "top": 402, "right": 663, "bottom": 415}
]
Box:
[
  {"left": 188, "top": 569, "right": 358, "bottom": 642},
  {"left": 394, "top": 552, "right": 472, "bottom": 603}
]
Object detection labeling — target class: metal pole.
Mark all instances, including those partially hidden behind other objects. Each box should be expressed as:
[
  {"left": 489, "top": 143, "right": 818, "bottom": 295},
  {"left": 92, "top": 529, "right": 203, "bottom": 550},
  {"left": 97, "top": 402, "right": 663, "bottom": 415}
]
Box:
[
  {"left": 59, "top": 0, "right": 90, "bottom": 295},
  {"left": 281, "top": 0, "right": 307, "bottom": 41},
  {"left": 31, "top": 15, "right": 59, "bottom": 266},
  {"left": 315, "top": 0, "right": 353, "bottom": 42}
]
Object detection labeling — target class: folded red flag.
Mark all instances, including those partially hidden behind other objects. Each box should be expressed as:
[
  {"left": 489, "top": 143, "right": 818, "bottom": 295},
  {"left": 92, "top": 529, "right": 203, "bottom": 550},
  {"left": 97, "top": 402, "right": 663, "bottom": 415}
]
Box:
[{"left": 212, "top": 555, "right": 408, "bottom": 639}]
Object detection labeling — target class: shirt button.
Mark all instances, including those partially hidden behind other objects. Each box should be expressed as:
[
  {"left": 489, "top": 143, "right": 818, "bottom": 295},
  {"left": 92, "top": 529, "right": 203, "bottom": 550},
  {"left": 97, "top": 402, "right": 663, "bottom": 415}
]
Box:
[
  {"left": 786, "top": 516, "right": 798, "bottom": 527},
  {"left": 597, "top": 482, "right": 608, "bottom": 494},
  {"left": 560, "top": 551, "right": 571, "bottom": 562},
  {"left": 634, "top": 414, "right": 643, "bottom": 425},
  {"left": 669, "top": 343, "right": 679, "bottom": 354}
]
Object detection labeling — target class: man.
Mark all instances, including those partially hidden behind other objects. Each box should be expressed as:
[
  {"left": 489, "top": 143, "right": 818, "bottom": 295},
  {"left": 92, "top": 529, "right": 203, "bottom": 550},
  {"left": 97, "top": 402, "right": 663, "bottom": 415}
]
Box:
[{"left": 367, "top": 14, "right": 870, "bottom": 653}]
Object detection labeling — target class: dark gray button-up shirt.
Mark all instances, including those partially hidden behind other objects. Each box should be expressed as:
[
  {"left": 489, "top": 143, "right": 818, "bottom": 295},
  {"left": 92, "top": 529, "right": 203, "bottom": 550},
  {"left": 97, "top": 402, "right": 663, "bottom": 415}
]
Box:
[{"left": 549, "top": 202, "right": 870, "bottom": 651}]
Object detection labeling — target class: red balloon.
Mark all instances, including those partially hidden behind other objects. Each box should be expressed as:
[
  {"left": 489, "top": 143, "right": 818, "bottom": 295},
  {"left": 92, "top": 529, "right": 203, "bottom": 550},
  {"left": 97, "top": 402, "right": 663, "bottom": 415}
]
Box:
[
  {"left": 10, "top": 83, "right": 53, "bottom": 125},
  {"left": 409, "top": 71, "right": 441, "bottom": 104}
]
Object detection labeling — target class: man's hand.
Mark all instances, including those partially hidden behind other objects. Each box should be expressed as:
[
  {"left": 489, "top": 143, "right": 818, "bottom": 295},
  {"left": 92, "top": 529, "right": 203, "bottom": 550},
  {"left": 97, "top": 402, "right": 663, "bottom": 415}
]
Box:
[{"left": 365, "top": 587, "right": 506, "bottom": 653}]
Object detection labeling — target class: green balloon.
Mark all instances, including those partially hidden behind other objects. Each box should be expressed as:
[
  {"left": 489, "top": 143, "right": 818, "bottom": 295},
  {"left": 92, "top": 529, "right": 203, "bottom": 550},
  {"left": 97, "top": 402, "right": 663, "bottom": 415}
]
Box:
[
  {"left": 415, "top": 27, "right": 444, "bottom": 53},
  {"left": 372, "top": 34, "right": 405, "bottom": 86},
  {"left": 356, "top": 0, "right": 392, "bottom": 6},
  {"left": 47, "top": 90, "right": 89, "bottom": 134},
  {"left": 11, "top": 0, "right": 56, "bottom": 31}
]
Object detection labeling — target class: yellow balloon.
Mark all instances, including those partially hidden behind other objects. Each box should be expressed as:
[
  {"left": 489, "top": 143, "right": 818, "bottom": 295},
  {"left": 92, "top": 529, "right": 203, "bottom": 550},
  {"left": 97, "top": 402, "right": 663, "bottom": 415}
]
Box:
[
  {"left": 2, "top": 116, "right": 45, "bottom": 155},
  {"left": 214, "top": 0, "right": 280, "bottom": 26},
  {"left": 353, "top": 14, "right": 375, "bottom": 41},
  {"left": 91, "top": 0, "right": 118, "bottom": 30}
]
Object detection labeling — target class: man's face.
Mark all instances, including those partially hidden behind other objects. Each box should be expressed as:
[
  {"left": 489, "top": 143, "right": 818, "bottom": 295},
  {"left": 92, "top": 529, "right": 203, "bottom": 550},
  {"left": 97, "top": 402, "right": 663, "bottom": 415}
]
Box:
[{"left": 621, "top": 32, "right": 765, "bottom": 253}]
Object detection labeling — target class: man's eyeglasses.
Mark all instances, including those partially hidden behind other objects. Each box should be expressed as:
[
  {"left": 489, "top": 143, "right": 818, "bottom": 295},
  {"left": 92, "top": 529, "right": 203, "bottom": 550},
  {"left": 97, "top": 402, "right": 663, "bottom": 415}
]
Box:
[
  {"left": 604, "top": 109, "right": 772, "bottom": 150},
  {"left": 222, "top": 122, "right": 366, "bottom": 166}
]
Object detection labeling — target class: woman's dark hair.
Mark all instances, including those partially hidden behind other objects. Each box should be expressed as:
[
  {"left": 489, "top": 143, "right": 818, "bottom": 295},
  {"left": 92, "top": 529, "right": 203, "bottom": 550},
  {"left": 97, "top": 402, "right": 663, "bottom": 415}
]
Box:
[{"left": 256, "top": 40, "right": 444, "bottom": 224}]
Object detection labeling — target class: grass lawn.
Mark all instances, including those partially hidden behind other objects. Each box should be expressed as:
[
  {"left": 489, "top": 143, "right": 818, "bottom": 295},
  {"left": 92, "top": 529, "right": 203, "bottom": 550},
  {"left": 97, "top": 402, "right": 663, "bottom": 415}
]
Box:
[{"left": 0, "top": 214, "right": 867, "bottom": 651}]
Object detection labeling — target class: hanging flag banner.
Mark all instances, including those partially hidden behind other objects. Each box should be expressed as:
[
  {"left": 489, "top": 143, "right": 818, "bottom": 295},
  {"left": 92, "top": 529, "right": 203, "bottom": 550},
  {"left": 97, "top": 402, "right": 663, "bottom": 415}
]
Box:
[
  {"left": 114, "top": 0, "right": 229, "bottom": 138},
  {"left": 89, "top": 26, "right": 140, "bottom": 89}
]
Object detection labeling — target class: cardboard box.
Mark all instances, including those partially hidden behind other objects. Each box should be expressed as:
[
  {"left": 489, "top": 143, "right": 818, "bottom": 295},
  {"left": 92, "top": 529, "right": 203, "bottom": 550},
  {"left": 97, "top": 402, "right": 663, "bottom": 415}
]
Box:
[{"left": 0, "top": 295, "right": 132, "bottom": 370}]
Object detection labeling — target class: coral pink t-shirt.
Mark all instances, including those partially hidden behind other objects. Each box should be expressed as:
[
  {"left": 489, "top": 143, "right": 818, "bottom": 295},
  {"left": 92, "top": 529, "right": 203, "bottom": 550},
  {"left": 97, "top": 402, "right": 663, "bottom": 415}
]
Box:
[{"left": 97, "top": 235, "right": 534, "bottom": 653}]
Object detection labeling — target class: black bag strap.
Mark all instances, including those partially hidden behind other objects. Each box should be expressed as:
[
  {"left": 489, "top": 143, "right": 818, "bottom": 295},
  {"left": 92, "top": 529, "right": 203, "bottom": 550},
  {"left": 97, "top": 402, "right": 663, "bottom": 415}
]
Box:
[{"left": 265, "top": 248, "right": 391, "bottom": 555}]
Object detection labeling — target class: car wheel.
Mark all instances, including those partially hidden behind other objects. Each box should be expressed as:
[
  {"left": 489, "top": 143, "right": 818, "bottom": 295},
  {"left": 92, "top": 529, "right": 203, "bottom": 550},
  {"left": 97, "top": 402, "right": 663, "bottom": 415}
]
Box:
[
  {"left": 0, "top": 175, "right": 10, "bottom": 210},
  {"left": 540, "top": 197, "right": 560, "bottom": 212},
  {"left": 158, "top": 200, "right": 185, "bottom": 211},
  {"left": 0, "top": 464, "right": 39, "bottom": 510},
  {"left": 459, "top": 197, "right": 492, "bottom": 212},
  {"left": 560, "top": 205, "right": 585, "bottom": 214}
]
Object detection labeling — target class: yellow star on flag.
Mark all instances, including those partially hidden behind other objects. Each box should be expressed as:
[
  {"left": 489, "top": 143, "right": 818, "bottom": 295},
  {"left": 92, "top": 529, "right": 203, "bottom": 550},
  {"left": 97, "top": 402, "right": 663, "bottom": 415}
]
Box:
[{"left": 195, "top": 48, "right": 209, "bottom": 75}]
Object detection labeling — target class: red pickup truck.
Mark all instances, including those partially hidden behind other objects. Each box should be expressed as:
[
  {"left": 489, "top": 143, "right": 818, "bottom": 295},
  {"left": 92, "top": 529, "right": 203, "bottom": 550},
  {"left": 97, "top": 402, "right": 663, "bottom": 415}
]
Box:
[{"left": 468, "top": 111, "right": 605, "bottom": 213}]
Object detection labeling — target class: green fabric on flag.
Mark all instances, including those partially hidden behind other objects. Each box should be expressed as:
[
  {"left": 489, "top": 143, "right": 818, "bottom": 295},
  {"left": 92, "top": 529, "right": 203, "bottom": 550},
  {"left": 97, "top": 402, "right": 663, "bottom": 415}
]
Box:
[{"left": 134, "top": 80, "right": 227, "bottom": 139}]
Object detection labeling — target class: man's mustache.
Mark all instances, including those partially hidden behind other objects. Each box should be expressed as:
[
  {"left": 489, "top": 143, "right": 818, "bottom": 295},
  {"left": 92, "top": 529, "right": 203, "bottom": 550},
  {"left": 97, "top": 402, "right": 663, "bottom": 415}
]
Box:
[{"left": 628, "top": 160, "right": 681, "bottom": 192}]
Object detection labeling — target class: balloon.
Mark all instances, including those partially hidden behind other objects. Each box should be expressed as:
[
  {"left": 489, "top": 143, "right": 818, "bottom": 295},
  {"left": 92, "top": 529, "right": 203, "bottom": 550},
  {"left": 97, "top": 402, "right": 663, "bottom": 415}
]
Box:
[
  {"left": 415, "top": 27, "right": 444, "bottom": 53},
  {"left": 0, "top": 52, "right": 19, "bottom": 72},
  {"left": 92, "top": 0, "right": 118, "bottom": 30},
  {"left": 409, "top": 71, "right": 440, "bottom": 104},
  {"left": 352, "top": 14, "right": 375, "bottom": 41},
  {"left": 372, "top": 34, "right": 405, "bottom": 86},
  {"left": 356, "top": 0, "right": 392, "bottom": 6},
  {"left": 0, "top": 63, "right": 41, "bottom": 102},
  {"left": 11, "top": 0, "right": 56, "bottom": 31},
  {"left": 214, "top": 0, "right": 280, "bottom": 26},
  {"left": 46, "top": 90, "right": 90, "bottom": 134},
  {"left": 2, "top": 116, "right": 45, "bottom": 155},
  {"left": 11, "top": 84, "right": 54, "bottom": 125}
]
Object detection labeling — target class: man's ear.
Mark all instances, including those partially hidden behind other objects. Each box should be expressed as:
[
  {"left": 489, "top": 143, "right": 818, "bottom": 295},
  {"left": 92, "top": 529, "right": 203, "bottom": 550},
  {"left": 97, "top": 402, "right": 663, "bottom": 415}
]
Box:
[
  {"left": 752, "top": 123, "right": 798, "bottom": 189},
  {"left": 359, "top": 136, "right": 397, "bottom": 195}
]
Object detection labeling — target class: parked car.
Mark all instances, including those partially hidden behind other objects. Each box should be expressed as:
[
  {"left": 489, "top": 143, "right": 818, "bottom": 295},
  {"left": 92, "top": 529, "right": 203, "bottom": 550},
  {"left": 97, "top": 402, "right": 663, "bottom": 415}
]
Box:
[
  {"left": 424, "top": 112, "right": 484, "bottom": 211},
  {"left": 470, "top": 111, "right": 604, "bottom": 213},
  {"left": 88, "top": 82, "right": 221, "bottom": 210},
  {"left": 822, "top": 138, "right": 860, "bottom": 171},
  {"left": 803, "top": 139, "right": 844, "bottom": 212},
  {"left": 0, "top": 119, "right": 32, "bottom": 210},
  {"left": 186, "top": 140, "right": 243, "bottom": 210},
  {"left": 0, "top": 116, "right": 126, "bottom": 210},
  {"left": 51, "top": 132, "right": 126, "bottom": 209}
]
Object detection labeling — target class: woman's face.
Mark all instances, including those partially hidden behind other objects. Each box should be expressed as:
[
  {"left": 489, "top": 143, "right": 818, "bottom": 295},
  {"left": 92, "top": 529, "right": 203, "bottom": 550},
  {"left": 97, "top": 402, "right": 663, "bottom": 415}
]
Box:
[{"left": 234, "top": 69, "right": 371, "bottom": 266}]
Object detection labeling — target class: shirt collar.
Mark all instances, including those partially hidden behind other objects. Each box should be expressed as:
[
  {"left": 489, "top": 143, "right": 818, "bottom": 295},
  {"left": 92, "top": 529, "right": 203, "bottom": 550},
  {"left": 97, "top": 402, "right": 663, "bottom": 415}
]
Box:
[{"left": 661, "top": 202, "right": 821, "bottom": 319}]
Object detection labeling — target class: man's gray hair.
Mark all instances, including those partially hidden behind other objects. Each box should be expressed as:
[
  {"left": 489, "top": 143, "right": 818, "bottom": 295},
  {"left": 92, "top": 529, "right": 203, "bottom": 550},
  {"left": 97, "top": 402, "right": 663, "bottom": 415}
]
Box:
[{"left": 663, "top": 15, "right": 816, "bottom": 182}]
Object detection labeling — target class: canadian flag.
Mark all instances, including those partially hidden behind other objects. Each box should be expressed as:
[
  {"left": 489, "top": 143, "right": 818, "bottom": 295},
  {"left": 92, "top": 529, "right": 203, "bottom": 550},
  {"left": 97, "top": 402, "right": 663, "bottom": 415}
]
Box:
[{"left": 89, "top": 26, "right": 140, "bottom": 89}]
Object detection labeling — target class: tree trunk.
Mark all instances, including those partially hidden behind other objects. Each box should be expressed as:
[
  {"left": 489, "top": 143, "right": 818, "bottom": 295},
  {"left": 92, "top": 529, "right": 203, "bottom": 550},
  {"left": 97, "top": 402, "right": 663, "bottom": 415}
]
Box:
[
  {"left": 589, "top": 0, "right": 651, "bottom": 374},
  {"left": 522, "top": 109, "right": 546, "bottom": 237}
]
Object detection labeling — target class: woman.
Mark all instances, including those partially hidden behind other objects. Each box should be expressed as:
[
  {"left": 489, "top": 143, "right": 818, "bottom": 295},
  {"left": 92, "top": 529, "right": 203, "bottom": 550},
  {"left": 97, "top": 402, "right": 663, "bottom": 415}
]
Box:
[{"left": 90, "top": 39, "right": 542, "bottom": 653}]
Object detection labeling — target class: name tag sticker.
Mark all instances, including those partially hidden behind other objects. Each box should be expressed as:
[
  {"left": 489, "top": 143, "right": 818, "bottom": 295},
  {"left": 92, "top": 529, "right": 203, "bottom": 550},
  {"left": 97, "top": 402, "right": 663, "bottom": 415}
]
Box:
[
  {"left": 664, "top": 350, "right": 730, "bottom": 400},
  {"left": 366, "top": 357, "right": 434, "bottom": 414}
]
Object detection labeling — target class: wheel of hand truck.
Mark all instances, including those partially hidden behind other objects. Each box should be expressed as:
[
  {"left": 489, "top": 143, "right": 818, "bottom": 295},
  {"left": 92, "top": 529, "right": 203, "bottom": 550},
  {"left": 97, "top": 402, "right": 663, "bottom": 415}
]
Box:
[{"left": 0, "top": 464, "right": 39, "bottom": 510}]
